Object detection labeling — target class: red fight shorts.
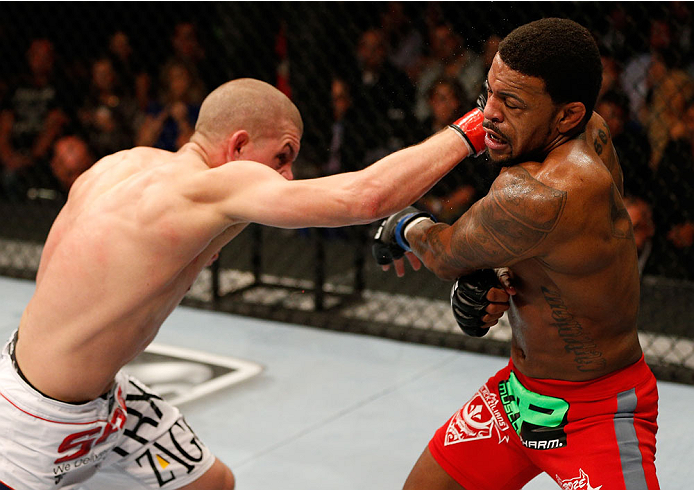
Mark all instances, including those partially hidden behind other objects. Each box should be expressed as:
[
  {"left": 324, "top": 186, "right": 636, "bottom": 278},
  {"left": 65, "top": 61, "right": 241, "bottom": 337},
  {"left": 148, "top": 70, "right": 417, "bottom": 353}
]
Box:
[{"left": 429, "top": 356, "right": 659, "bottom": 490}]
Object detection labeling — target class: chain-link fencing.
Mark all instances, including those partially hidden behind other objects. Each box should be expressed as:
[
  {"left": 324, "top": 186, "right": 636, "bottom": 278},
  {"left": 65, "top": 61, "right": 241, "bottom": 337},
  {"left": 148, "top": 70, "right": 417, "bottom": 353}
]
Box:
[{"left": 0, "top": 2, "right": 692, "bottom": 383}]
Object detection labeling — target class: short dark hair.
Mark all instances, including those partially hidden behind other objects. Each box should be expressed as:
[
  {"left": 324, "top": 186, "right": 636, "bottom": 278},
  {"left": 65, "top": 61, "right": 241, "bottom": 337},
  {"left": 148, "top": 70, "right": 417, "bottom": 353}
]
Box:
[{"left": 498, "top": 18, "right": 602, "bottom": 129}]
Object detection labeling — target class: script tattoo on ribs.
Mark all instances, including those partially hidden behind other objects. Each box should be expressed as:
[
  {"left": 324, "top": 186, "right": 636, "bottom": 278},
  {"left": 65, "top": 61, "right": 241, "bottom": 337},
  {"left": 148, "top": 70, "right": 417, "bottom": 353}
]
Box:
[
  {"left": 541, "top": 286, "right": 606, "bottom": 372},
  {"left": 451, "top": 167, "right": 566, "bottom": 268}
]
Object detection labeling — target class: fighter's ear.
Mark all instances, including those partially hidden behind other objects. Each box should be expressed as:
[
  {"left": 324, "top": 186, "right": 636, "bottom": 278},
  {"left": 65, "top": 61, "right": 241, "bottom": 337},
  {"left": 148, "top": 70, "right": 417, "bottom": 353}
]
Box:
[
  {"left": 226, "top": 130, "right": 250, "bottom": 161},
  {"left": 555, "top": 102, "right": 586, "bottom": 135}
]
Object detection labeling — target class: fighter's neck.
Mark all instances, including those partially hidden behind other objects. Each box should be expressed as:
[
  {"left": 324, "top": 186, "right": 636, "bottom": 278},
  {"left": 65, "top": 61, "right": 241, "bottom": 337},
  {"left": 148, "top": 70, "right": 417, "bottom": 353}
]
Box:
[{"left": 177, "top": 142, "right": 214, "bottom": 168}]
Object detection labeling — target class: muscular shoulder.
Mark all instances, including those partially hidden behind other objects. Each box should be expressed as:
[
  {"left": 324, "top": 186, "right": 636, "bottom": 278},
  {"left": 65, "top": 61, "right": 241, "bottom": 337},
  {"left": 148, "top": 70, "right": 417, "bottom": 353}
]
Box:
[
  {"left": 531, "top": 140, "right": 627, "bottom": 257},
  {"left": 485, "top": 144, "right": 613, "bottom": 246},
  {"left": 82, "top": 147, "right": 170, "bottom": 182},
  {"left": 68, "top": 147, "right": 188, "bottom": 209},
  {"left": 530, "top": 134, "right": 615, "bottom": 202},
  {"left": 451, "top": 165, "right": 569, "bottom": 265},
  {"left": 486, "top": 166, "right": 568, "bottom": 234},
  {"left": 181, "top": 159, "right": 284, "bottom": 204}
]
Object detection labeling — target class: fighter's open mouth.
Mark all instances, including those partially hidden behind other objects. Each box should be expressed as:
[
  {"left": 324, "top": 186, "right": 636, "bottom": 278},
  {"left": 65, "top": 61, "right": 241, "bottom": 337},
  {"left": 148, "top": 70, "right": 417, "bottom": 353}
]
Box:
[
  {"left": 486, "top": 131, "right": 505, "bottom": 143},
  {"left": 485, "top": 130, "right": 508, "bottom": 150}
]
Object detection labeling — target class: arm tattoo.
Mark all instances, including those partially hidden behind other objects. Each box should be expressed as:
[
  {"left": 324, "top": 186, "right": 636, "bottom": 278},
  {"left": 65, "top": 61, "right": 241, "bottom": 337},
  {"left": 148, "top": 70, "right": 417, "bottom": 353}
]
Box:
[
  {"left": 447, "top": 167, "right": 567, "bottom": 269},
  {"left": 541, "top": 286, "right": 605, "bottom": 372},
  {"left": 593, "top": 122, "right": 609, "bottom": 159},
  {"left": 594, "top": 122, "right": 624, "bottom": 191}
]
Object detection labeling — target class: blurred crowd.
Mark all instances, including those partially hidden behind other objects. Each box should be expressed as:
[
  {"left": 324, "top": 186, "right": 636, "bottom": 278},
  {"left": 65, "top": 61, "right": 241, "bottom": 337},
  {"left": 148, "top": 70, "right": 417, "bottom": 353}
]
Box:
[
  {"left": 0, "top": 21, "right": 211, "bottom": 201},
  {"left": 0, "top": 2, "right": 692, "bottom": 279}
]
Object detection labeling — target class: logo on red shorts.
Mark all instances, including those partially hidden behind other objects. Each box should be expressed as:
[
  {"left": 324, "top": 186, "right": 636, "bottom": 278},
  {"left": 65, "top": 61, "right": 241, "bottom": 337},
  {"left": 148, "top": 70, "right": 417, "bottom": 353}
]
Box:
[
  {"left": 555, "top": 468, "right": 603, "bottom": 490},
  {"left": 444, "top": 385, "right": 509, "bottom": 445}
]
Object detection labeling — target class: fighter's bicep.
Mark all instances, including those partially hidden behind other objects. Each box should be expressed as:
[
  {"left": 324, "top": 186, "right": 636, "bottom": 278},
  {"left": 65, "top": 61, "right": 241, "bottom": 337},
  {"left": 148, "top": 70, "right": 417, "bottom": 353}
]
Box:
[
  {"left": 206, "top": 164, "right": 360, "bottom": 229},
  {"left": 449, "top": 167, "right": 567, "bottom": 268},
  {"left": 183, "top": 162, "right": 292, "bottom": 225},
  {"left": 219, "top": 178, "right": 317, "bottom": 228}
]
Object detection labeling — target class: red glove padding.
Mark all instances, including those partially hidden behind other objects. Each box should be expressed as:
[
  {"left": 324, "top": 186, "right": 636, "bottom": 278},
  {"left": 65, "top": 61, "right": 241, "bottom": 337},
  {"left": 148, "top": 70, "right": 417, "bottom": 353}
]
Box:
[{"left": 449, "top": 108, "right": 486, "bottom": 156}]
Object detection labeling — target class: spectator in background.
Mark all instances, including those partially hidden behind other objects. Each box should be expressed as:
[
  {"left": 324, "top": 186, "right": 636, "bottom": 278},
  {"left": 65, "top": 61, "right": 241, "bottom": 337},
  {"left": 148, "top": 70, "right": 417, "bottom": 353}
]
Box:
[
  {"left": 49, "top": 135, "right": 94, "bottom": 194},
  {"left": 107, "top": 30, "right": 151, "bottom": 112},
  {"left": 651, "top": 96, "right": 694, "bottom": 280},
  {"left": 380, "top": 2, "right": 424, "bottom": 81},
  {"left": 670, "top": 1, "right": 694, "bottom": 74},
  {"left": 621, "top": 17, "right": 673, "bottom": 123},
  {"left": 163, "top": 21, "right": 210, "bottom": 103},
  {"left": 419, "top": 77, "right": 469, "bottom": 136},
  {"left": 599, "top": 3, "right": 633, "bottom": 62},
  {"left": 415, "top": 77, "right": 478, "bottom": 224},
  {"left": 624, "top": 195, "right": 656, "bottom": 276},
  {"left": 0, "top": 38, "right": 68, "bottom": 200},
  {"left": 136, "top": 61, "right": 200, "bottom": 152},
  {"left": 414, "top": 23, "right": 485, "bottom": 123},
  {"left": 353, "top": 27, "right": 418, "bottom": 162},
  {"left": 598, "top": 50, "right": 623, "bottom": 100},
  {"left": 78, "top": 57, "right": 138, "bottom": 159},
  {"left": 322, "top": 76, "right": 365, "bottom": 176},
  {"left": 595, "top": 90, "right": 652, "bottom": 200},
  {"left": 642, "top": 47, "right": 694, "bottom": 169}
]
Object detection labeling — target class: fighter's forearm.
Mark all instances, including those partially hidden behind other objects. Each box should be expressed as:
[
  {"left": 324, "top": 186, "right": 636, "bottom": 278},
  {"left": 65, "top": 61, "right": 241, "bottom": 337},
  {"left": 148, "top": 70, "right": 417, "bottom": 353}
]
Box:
[
  {"left": 216, "top": 128, "right": 472, "bottom": 230},
  {"left": 356, "top": 129, "right": 469, "bottom": 219},
  {"left": 405, "top": 220, "right": 478, "bottom": 280},
  {"left": 403, "top": 166, "right": 567, "bottom": 280}
]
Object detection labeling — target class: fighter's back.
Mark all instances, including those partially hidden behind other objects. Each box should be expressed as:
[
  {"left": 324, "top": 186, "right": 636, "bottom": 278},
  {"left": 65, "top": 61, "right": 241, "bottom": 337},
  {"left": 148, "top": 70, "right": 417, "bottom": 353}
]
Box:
[{"left": 16, "top": 146, "right": 234, "bottom": 402}]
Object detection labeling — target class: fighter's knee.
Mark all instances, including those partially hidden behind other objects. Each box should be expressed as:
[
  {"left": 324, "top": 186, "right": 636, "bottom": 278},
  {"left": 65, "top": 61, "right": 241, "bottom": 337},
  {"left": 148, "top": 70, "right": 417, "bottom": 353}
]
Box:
[
  {"left": 182, "top": 458, "right": 235, "bottom": 490},
  {"left": 225, "top": 467, "right": 235, "bottom": 490},
  {"left": 218, "top": 464, "right": 235, "bottom": 490}
]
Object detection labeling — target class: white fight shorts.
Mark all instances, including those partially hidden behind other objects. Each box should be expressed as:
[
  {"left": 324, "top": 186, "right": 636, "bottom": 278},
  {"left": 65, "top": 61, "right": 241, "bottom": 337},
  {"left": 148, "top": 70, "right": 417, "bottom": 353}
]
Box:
[{"left": 0, "top": 331, "right": 215, "bottom": 489}]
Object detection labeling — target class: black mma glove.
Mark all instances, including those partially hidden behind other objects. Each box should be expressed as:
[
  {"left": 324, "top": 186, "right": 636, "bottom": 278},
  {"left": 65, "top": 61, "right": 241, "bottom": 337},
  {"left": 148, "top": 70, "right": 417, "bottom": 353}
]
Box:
[
  {"left": 372, "top": 206, "right": 435, "bottom": 266},
  {"left": 450, "top": 268, "right": 501, "bottom": 337}
]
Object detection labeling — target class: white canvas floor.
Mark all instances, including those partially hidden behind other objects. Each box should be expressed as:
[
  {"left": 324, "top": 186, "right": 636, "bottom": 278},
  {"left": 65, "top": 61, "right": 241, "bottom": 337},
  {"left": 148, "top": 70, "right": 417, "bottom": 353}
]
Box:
[{"left": 0, "top": 276, "right": 691, "bottom": 489}]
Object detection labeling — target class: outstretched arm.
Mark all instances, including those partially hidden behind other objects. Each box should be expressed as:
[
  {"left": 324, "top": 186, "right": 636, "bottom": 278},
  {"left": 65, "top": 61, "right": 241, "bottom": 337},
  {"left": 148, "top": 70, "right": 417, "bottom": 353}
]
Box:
[
  {"left": 196, "top": 128, "right": 474, "bottom": 229},
  {"left": 403, "top": 166, "right": 567, "bottom": 280}
]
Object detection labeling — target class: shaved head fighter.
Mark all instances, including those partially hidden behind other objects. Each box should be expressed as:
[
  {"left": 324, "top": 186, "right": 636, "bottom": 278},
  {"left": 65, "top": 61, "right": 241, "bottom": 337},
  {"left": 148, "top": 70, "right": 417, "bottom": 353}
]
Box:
[{"left": 0, "top": 77, "right": 488, "bottom": 489}]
